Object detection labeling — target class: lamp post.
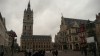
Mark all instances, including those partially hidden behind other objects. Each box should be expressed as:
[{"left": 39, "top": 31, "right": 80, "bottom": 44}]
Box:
[{"left": 8, "top": 30, "right": 17, "bottom": 56}]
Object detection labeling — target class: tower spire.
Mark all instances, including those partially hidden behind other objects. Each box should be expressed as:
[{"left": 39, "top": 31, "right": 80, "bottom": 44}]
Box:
[
  {"left": 0, "top": 12, "right": 2, "bottom": 18},
  {"left": 28, "top": 0, "right": 30, "bottom": 8},
  {"left": 61, "top": 13, "right": 64, "bottom": 19}
]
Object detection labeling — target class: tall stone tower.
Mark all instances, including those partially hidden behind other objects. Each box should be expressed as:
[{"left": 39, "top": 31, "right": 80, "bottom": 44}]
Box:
[
  {"left": 22, "top": 1, "right": 33, "bottom": 35},
  {"left": 21, "top": 1, "right": 51, "bottom": 51}
]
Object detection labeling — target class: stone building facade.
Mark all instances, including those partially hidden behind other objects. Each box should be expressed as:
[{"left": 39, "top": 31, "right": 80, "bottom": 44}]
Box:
[
  {"left": 0, "top": 12, "right": 16, "bottom": 56},
  {"left": 0, "top": 12, "right": 9, "bottom": 47},
  {"left": 55, "top": 16, "right": 88, "bottom": 50},
  {"left": 21, "top": 1, "right": 52, "bottom": 51},
  {"left": 79, "top": 24, "right": 87, "bottom": 45},
  {"left": 21, "top": 35, "right": 51, "bottom": 51},
  {"left": 95, "top": 13, "right": 100, "bottom": 54}
]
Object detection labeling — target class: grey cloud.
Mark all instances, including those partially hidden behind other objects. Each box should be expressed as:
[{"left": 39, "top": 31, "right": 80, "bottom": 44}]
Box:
[{"left": 0, "top": 0, "right": 100, "bottom": 44}]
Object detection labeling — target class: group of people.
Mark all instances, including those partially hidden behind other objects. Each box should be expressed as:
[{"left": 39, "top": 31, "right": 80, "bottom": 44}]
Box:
[
  {"left": 80, "top": 44, "right": 88, "bottom": 56},
  {"left": 24, "top": 49, "right": 58, "bottom": 56},
  {"left": 25, "top": 50, "right": 45, "bottom": 56},
  {"left": 80, "top": 43, "right": 97, "bottom": 56},
  {"left": 0, "top": 51, "right": 4, "bottom": 56}
]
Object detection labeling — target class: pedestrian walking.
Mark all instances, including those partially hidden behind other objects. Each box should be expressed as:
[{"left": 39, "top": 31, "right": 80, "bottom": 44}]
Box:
[
  {"left": 52, "top": 50, "right": 55, "bottom": 56},
  {"left": 80, "top": 44, "right": 84, "bottom": 54},
  {"left": 32, "top": 51, "right": 37, "bottom": 56},
  {"left": 83, "top": 44, "right": 87, "bottom": 56},
  {"left": 50, "top": 49, "right": 51, "bottom": 52},
  {"left": 1, "top": 51, "right": 4, "bottom": 56},
  {"left": 0, "top": 45, "right": 4, "bottom": 56},
  {"left": 28, "top": 51, "right": 31, "bottom": 56},
  {"left": 42, "top": 50, "right": 45, "bottom": 56},
  {"left": 91, "top": 44, "right": 96, "bottom": 56},
  {"left": 25, "top": 51, "right": 28, "bottom": 56},
  {"left": 55, "top": 50, "right": 58, "bottom": 56}
]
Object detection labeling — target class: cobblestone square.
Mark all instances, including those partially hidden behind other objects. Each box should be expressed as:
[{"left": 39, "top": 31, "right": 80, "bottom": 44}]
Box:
[{"left": 16, "top": 50, "right": 95, "bottom": 56}]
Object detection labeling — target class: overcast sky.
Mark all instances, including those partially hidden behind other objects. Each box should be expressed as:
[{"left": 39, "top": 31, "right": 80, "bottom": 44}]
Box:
[{"left": 0, "top": 0, "right": 100, "bottom": 45}]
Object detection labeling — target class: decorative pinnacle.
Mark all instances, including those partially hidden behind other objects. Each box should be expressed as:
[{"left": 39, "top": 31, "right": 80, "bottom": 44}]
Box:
[
  {"left": 28, "top": 0, "right": 30, "bottom": 8},
  {"left": 61, "top": 13, "right": 64, "bottom": 18}
]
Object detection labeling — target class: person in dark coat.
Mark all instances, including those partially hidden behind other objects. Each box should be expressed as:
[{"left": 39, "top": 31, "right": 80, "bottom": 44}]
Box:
[
  {"left": 91, "top": 44, "right": 96, "bottom": 56},
  {"left": 83, "top": 44, "right": 87, "bottom": 56},
  {"left": 0, "top": 45, "right": 4, "bottom": 56},
  {"left": 52, "top": 50, "right": 55, "bottom": 56},
  {"left": 80, "top": 44, "right": 84, "bottom": 54},
  {"left": 1, "top": 51, "right": 4, "bottom": 56},
  {"left": 50, "top": 49, "right": 51, "bottom": 52},
  {"left": 28, "top": 51, "right": 31, "bottom": 56},
  {"left": 24, "top": 51, "right": 27, "bottom": 56},
  {"left": 32, "top": 52, "right": 38, "bottom": 56},
  {"left": 55, "top": 50, "right": 58, "bottom": 56},
  {"left": 42, "top": 50, "right": 45, "bottom": 56}
]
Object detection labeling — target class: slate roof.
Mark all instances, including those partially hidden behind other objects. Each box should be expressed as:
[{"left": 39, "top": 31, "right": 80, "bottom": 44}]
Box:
[
  {"left": 63, "top": 18, "right": 88, "bottom": 27},
  {"left": 21, "top": 35, "right": 51, "bottom": 39}
]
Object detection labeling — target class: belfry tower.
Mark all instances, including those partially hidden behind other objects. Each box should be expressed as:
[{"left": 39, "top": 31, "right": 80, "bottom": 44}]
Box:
[
  {"left": 22, "top": 1, "right": 33, "bottom": 35},
  {"left": 21, "top": 1, "right": 51, "bottom": 51}
]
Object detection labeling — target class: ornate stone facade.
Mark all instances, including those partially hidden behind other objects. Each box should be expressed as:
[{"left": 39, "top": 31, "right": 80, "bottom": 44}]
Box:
[
  {"left": 21, "top": 35, "right": 51, "bottom": 51},
  {"left": 79, "top": 24, "right": 87, "bottom": 45},
  {"left": 55, "top": 16, "right": 88, "bottom": 50},
  {"left": 21, "top": 1, "right": 51, "bottom": 51}
]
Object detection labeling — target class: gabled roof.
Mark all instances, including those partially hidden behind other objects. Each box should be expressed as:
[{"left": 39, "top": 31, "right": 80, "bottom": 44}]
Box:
[
  {"left": 72, "top": 21, "right": 79, "bottom": 27},
  {"left": 63, "top": 17, "right": 88, "bottom": 27}
]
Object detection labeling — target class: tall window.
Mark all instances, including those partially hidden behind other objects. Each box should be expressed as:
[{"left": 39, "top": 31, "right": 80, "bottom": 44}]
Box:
[
  {"left": 30, "top": 26, "right": 31, "bottom": 29},
  {"left": 27, "top": 15, "right": 29, "bottom": 19},
  {"left": 25, "top": 26, "right": 26, "bottom": 30},
  {"left": 75, "top": 37, "right": 78, "bottom": 41},
  {"left": 70, "top": 36, "right": 71, "bottom": 41}
]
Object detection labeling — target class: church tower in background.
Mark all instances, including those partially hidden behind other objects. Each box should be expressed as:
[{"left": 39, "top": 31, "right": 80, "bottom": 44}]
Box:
[{"left": 22, "top": 1, "right": 33, "bottom": 35}]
